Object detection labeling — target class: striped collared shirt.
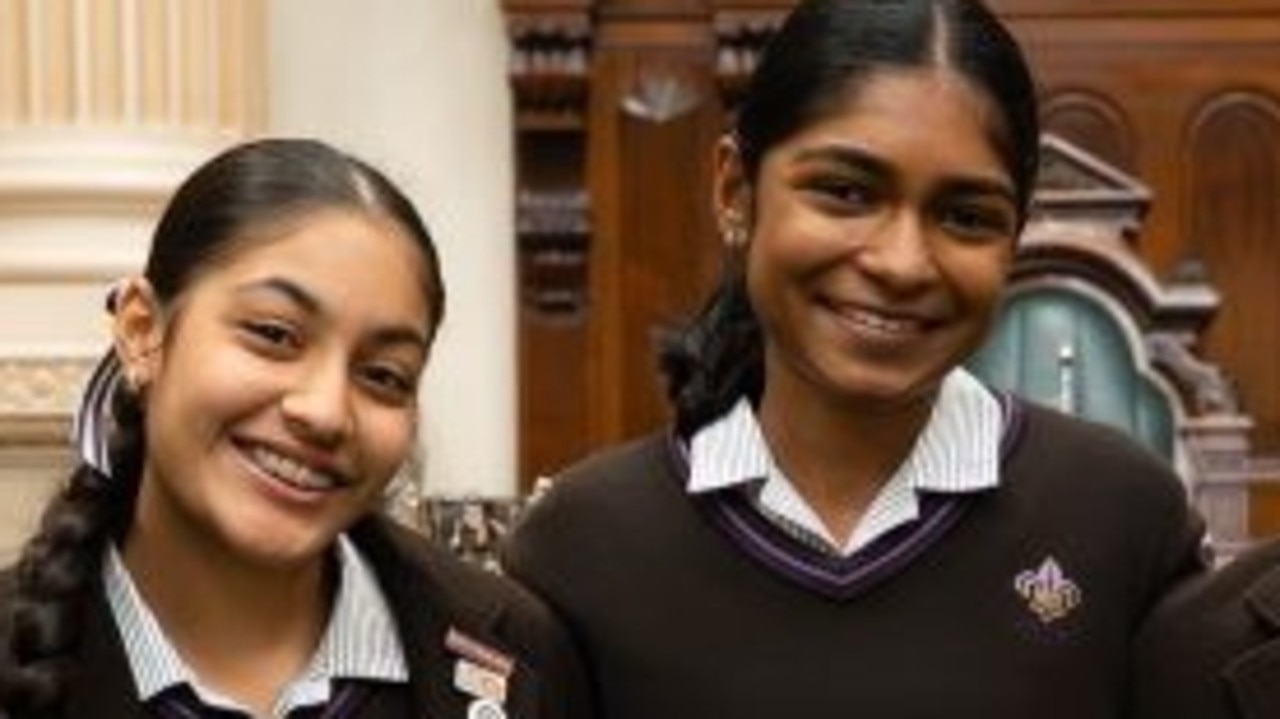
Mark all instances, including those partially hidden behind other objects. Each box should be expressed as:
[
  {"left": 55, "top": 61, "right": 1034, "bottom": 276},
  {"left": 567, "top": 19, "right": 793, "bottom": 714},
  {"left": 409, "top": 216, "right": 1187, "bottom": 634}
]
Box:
[
  {"left": 104, "top": 534, "right": 408, "bottom": 717},
  {"left": 688, "top": 368, "right": 1004, "bottom": 556}
]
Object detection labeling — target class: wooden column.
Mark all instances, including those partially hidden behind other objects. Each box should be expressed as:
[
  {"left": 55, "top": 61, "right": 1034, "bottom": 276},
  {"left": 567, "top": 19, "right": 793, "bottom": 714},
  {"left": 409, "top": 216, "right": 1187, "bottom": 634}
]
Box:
[{"left": 586, "top": 0, "right": 722, "bottom": 446}]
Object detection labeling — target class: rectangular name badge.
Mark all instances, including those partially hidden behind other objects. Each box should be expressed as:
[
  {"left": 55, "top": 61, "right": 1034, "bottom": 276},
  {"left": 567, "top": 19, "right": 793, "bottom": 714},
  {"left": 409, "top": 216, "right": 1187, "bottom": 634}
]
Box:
[
  {"left": 454, "top": 658, "right": 509, "bottom": 703},
  {"left": 446, "top": 627, "right": 514, "bottom": 704}
]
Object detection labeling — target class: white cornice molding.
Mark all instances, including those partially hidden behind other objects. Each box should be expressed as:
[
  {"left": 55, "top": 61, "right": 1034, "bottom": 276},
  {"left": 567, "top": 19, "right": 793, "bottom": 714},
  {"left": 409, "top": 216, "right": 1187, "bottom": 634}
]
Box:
[
  {"left": 0, "top": 356, "right": 95, "bottom": 446},
  {"left": 0, "top": 127, "right": 240, "bottom": 214}
]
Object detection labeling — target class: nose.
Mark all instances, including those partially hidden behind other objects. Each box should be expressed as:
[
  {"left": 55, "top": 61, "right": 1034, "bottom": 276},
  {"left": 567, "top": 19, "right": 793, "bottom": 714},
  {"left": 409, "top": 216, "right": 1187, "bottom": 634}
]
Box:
[
  {"left": 280, "top": 358, "right": 353, "bottom": 447},
  {"left": 855, "top": 210, "right": 939, "bottom": 293}
]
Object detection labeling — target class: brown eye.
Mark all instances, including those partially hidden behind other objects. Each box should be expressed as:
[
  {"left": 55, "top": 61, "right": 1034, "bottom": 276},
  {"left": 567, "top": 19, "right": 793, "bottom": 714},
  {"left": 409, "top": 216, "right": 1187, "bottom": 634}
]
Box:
[
  {"left": 240, "top": 320, "right": 303, "bottom": 355},
  {"left": 938, "top": 202, "right": 1015, "bottom": 241},
  {"left": 805, "top": 174, "right": 880, "bottom": 214},
  {"left": 358, "top": 364, "right": 417, "bottom": 405}
]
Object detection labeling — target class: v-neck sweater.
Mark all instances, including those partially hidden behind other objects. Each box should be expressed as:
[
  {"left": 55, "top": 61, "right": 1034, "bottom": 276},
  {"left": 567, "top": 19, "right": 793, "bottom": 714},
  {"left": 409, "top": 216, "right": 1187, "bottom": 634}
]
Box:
[{"left": 503, "top": 399, "right": 1204, "bottom": 719}]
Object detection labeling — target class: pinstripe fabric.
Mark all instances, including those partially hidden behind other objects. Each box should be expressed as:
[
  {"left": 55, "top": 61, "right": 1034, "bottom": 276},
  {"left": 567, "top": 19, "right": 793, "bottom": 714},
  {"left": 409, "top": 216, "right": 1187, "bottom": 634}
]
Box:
[
  {"left": 688, "top": 368, "right": 1003, "bottom": 556},
  {"left": 103, "top": 534, "right": 408, "bottom": 717}
]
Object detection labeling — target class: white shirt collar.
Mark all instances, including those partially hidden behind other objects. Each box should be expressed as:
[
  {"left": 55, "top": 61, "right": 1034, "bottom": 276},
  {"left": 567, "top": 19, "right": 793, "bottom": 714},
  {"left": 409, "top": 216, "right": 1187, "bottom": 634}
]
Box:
[
  {"left": 687, "top": 368, "right": 1004, "bottom": 553},
  {"left": 104, "top": 533, "right": 408, "bottom": 716}
]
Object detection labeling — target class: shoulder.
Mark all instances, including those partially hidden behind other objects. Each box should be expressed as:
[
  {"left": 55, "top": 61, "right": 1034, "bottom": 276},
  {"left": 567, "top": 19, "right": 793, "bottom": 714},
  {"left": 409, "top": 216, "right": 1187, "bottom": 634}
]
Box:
[
  {"left": 505, "top": 431, "right": 679, "bottom": 552},
  {"left": 354, "top": 516, "right": 556, "bottom": 630},
  {"left": 352, "top": 517, "right": 593, "bottom": 718},
  {"left": 1003, "top": 401, "right": 1206, "bottom": 590},
  {"left": 1132, "top": 540, "right": 1280, "bottom": 719},
  {"left": 0, "top": 565, "right": 13, "bottom": 658},
  {"left": 515, "top": 432, "right": 678, "bottom": 536},
  {"left": 1007, "top": 400, "right": 1188, "bottom": 503},
  {"left": 553, "top": 431, "right": 676, "bottom": 490},
  {"left": 1139, "top": 540, "right": 1280, "bottom": 661}
]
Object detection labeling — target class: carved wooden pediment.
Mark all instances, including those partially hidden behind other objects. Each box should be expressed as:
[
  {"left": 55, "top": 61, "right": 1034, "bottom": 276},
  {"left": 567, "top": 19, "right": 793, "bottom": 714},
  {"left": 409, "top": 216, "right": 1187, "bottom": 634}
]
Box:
[
  {"left": 1020, "top": 136, "right": 1218, "bottom": 340},
  {"left": 1033, "top": 133, "right": 1153, "bottom": 235}
]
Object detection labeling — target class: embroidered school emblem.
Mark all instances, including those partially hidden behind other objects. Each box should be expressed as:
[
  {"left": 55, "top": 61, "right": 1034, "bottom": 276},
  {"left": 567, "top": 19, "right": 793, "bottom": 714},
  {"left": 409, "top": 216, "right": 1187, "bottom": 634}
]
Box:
[{"left": 1014, "top": 556, "right": 1081, "bottom": 624}]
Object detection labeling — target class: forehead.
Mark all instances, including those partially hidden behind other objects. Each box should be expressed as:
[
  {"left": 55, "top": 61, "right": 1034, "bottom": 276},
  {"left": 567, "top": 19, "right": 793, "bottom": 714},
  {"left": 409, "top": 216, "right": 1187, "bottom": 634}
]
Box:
[
  {"left": 779, "top": 68, "right": 1006, "bottom": 173},
  {"left": 196, "top": 208, "right": 432, "bottom": 315}
]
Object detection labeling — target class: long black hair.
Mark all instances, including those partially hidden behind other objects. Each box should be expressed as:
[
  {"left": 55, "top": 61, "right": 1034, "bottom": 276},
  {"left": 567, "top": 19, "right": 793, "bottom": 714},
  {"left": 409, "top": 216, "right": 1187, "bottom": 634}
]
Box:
[
  {"left": 0, "top": 138, "right": 445, "bottom": 716},
  {"left": 661, "top": 0, "right": 1040, "bottom": 437}
]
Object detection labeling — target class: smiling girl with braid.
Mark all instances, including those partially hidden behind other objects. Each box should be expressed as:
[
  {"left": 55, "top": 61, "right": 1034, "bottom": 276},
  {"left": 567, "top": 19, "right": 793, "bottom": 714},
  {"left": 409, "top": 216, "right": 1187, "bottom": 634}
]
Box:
[{"left": 0, "top": 138, "right": 589, "bottom": 719}]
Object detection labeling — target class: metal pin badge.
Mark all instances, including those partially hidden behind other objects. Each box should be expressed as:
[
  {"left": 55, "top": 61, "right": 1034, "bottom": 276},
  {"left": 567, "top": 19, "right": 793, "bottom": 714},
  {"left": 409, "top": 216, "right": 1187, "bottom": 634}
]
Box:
[
  {"left": 454, "top": 657, "right": 509, "bottom": 703},
  {"left": 466, "top": 697, "right": 507, "bottom": 719}
]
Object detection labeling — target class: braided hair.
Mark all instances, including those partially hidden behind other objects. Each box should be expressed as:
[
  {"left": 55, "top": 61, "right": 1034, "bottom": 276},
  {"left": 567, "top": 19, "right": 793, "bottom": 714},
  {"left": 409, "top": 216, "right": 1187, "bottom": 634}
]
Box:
[{"left": 0, "top": 138, "right": 445, "bottom": 716}]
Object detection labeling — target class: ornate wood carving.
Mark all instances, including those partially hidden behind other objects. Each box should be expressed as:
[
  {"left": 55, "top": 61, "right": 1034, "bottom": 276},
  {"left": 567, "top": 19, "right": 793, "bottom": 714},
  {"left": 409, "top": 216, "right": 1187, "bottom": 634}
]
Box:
[
  {"left": 508, "top": 6, "right": 594, "bottom": 320},
  {"left": 711, "top": 10, "right": 781, "bottom": 106},
  {"left": 516, "top": 189, "right": 591, "bottom": 316},
  {"left": 1041, "top": 89, "right": 1136, "bottom": 173},
  {"left": 1019, "top": 136, "right": 1256, "bottom": 555},
  {"left": 508, "top": 11, "right": 593, "bottom": 128},
  {"left": 0, "top": 357, "right": 96, "bottom": 447},
  {"left": 1034, "top": 133, "right": 1152, "bottom": 240},
  {"left": 1187, "top": 92, "right": 1280, "bottom": 453}
]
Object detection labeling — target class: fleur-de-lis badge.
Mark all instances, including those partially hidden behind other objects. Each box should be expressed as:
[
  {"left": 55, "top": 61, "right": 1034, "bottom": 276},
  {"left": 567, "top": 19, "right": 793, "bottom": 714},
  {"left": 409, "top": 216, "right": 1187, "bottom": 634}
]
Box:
[{"left": 1014, "top": 556, "right": 1081, "bottom": 624}]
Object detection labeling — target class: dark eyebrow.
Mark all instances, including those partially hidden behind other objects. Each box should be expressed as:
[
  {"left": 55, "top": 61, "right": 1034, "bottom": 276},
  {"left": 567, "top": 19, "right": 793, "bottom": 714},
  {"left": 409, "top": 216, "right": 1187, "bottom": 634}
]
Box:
[
  {"left": 233, "top": 277, "right": 431, "bottom": 352},
  {"left": 791, "top": 143, "right": 1017, "bottom": 207},
  {"left": 793, "top": 144, "right": 894, "bottom": 183},
  {"left": 236, "top": 276, "right": 322, "bottom": 314}
]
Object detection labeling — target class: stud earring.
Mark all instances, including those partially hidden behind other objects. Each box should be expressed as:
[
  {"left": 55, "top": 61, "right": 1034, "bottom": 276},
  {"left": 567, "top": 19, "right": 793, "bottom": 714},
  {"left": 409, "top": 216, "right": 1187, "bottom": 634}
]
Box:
[
  {"left": 722, "top": 214, "right": 748, "bottom": 248},
  {"left": 124, "top": 367, "right": 146, "bottom": 394}
]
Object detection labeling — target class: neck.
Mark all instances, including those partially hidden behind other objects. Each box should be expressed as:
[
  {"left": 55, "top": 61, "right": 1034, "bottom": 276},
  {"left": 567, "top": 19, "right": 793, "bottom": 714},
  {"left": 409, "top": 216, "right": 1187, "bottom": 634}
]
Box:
[
  {"left": 121, "top": 506, "right": 332, "bottom": 715},
  {"left": 757, "top": 365, "right": 937, "bottom": 546}
]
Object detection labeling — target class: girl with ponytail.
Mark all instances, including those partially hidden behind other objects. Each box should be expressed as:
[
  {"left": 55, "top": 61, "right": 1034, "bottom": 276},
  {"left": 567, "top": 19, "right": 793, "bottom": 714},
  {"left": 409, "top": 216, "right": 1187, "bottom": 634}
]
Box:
[
  {"left": 503, "top": 2, "right": 1203, "bottom": 717},
  {"left": 0, "top": 138, "right": 588, "bottom": 719}
]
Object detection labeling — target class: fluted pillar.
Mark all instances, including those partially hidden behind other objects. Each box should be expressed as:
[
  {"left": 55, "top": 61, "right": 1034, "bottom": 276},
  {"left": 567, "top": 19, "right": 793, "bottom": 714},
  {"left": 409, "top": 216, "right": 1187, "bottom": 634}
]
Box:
[{"left": 0, "top": 0, "right": 265, "bottom": 560}]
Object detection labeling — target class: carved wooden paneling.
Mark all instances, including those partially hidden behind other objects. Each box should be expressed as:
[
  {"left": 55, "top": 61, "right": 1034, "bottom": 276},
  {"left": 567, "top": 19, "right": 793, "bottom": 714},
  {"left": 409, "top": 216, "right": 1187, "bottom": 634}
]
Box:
[
  {"left": 507, "top": 1, "right": 595, "bottom": 486},
  {"left": 1005, "top": 11, "right": 1280, "bottom": 535},
  {"left": 587, "top": 19, "right": 723, "bottom": 444},
  {"left": 1041, "top": 90, "right": 1136, "bottom": 173},
  {"left": 990, "top": 0, "right": 1280, "bottom": 15},
  {"left": 1185, "top": 93, "right": 1280, "bottom": 531}
]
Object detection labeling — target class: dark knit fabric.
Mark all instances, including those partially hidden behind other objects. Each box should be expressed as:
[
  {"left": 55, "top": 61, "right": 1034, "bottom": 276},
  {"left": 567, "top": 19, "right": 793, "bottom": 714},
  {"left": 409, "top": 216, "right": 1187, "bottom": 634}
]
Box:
[
  {"left": 0, "top": 516, "right": 593, "bottom": 719},
  {"left": 1131, "top": 539, "right": 1280, "bottom": 719},
  {"left": 149, "top": 681, "right": 373, "bottom": 718},
  {"left": 503, "top": 400, "right": 1205, "bottom": 719}
]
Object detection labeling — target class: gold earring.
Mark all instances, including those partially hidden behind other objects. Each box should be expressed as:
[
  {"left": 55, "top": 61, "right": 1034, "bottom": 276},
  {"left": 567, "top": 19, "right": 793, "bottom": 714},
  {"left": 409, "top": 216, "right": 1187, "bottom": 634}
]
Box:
[
  {"left": 722, "top": 213, "right": 747, "bottom": 248},
  {"left": 124, "top": 368, "right": 145, "bottom": 393}
]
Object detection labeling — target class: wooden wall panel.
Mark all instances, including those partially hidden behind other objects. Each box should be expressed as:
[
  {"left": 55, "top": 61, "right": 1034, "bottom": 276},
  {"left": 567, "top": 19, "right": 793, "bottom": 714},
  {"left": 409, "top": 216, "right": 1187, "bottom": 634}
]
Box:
[
  {"left": 509, "top": 4, "right": 595, "bottom": 486},
  {"left": 1041, "top": 91, "right": 1136, "bottom": 174},
  {"left": 1184, "top": 94, "right": 1280, "bottom": 530},
  {"left": 586, "top": 17, "right": 724, "bottom": 446}
]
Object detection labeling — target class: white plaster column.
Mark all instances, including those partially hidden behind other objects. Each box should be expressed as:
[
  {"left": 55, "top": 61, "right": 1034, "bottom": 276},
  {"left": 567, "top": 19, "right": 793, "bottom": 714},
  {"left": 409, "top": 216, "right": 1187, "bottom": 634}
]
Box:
[
  {"left": 269, "top": 0, "right": 518, "bottom": 498},
  {"left": 0, "top": 0, "right": 265, "bottom": 561}
]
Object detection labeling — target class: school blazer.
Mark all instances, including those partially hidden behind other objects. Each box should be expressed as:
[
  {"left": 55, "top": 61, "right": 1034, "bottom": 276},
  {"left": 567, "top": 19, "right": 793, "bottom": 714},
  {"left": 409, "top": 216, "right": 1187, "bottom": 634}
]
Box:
[
  {"left": 1214, "top": 556, "right": 1280, "bottom": 719},
  {"left": 1133, "top": 540, "right": 1280, "bottom": 719},
  {"left": 0, "top": 516, "right": 590, "bottom": 719}
]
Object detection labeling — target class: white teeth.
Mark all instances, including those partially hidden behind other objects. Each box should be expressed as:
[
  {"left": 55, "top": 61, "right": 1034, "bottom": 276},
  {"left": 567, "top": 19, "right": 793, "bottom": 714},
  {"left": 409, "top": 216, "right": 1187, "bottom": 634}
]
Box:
[
  {"left": 841, "top": 307, "right": 920, "bottom": 334},
  {"left": 249, "top": 446, "right": 338, "bottom": 491}
]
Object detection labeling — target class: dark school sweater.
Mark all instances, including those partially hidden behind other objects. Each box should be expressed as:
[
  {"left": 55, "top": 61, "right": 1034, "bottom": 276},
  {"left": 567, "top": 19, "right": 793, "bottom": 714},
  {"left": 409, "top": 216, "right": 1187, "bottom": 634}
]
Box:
[
  {"left": 503, "top": 399, "right": 1205, "bottom": 719},
  {"left": 0, "top": 516, "right": 593, "bottom": 719}
]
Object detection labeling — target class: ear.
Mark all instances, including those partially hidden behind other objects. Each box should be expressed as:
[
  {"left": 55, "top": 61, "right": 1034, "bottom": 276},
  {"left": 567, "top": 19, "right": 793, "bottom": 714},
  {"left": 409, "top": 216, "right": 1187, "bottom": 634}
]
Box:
[
  {"left": 712, "top": 135, "right": 752, "bottom": 247},
  {"left": 111, "top": 278, "right": 164, "bottom": 391}
]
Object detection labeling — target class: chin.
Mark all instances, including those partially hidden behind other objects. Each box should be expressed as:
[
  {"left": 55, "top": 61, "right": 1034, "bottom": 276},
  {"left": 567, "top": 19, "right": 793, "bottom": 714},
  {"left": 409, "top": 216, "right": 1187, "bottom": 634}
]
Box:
[{"left": 223, "top": 515, "right": 338, "bottom": 569}]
